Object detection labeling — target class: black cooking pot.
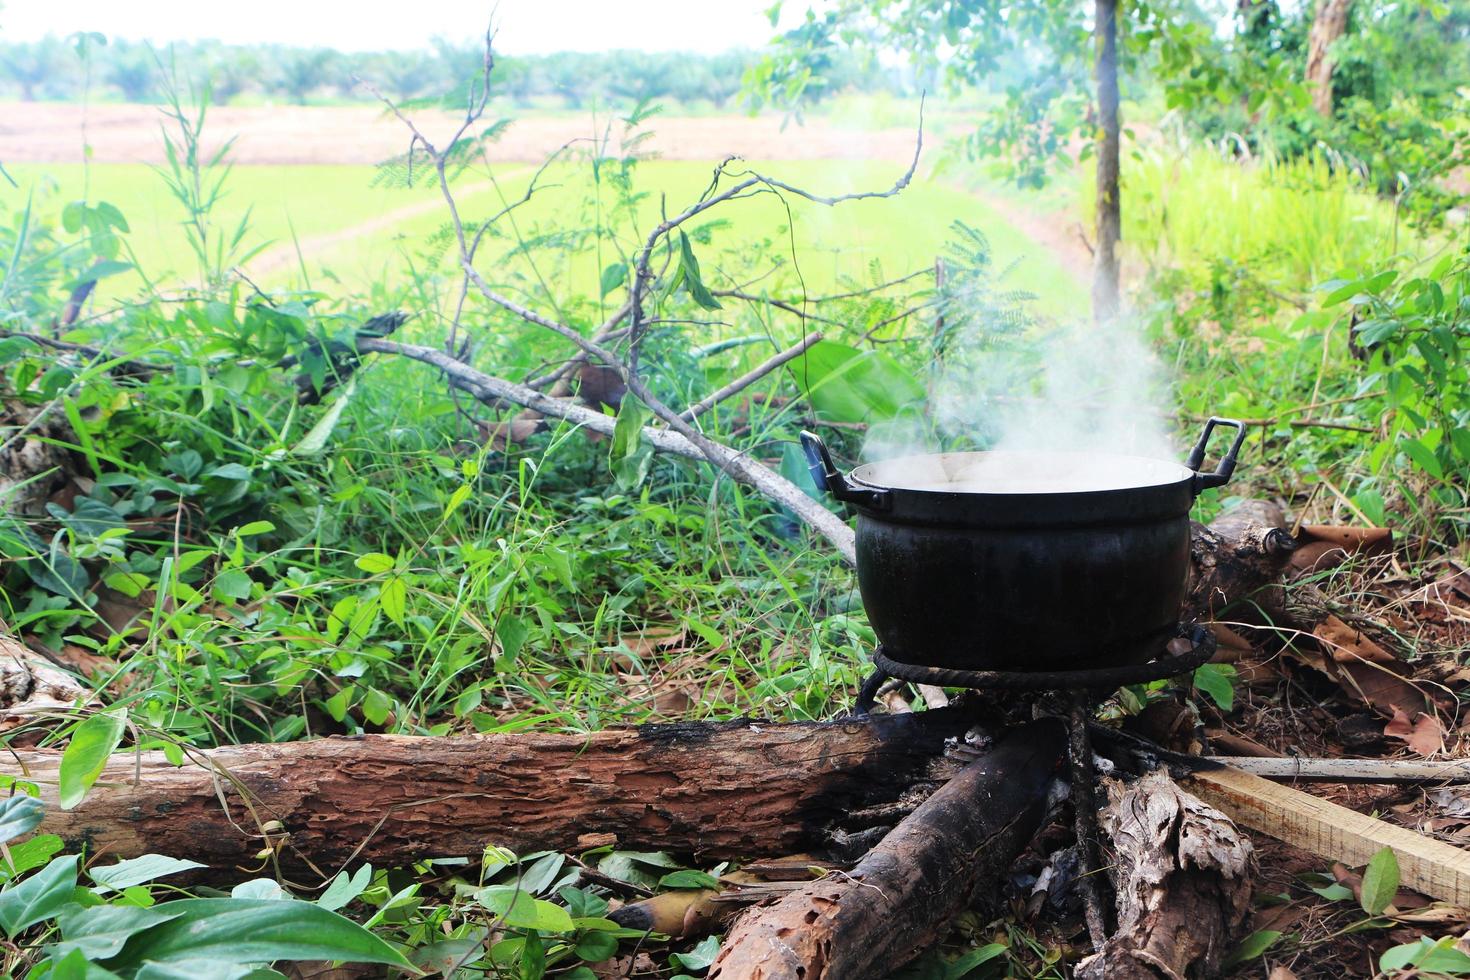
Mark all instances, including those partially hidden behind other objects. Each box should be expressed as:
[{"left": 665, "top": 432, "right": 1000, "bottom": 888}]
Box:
[{"left": 801, "top": 418, "right": 1247, "bottom": 672}]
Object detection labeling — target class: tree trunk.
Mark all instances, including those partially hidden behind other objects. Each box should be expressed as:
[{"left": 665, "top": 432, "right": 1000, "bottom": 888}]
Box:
[
  {"left": 18, "top": 708, "right": 992, "bottom": 875},
  {"left": 709, "top": 722, "right": 1066, "bottom": 980},
  {"left": 1306, "top": 0, "right": 1352, "bottom": 117},
  {"left": 1092, "top": 0, "right": 1123, "bottom": 322}
]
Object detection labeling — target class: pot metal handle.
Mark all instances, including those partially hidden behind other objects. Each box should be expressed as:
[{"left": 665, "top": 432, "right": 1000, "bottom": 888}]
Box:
[
  {"left": 1186, "top": 417, "right": 1248, "bottom": 493},
  {"left": 799, "top": 430, "right": 891, "bottom": 510}
]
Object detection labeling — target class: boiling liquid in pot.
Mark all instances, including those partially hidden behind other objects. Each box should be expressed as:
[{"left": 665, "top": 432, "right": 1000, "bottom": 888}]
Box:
[{"left": 856, "top": 450, "right": 1190, "bottom": 495}]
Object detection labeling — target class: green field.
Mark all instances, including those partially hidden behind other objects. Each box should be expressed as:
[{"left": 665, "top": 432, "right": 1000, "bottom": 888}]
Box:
[{"left": 5, "top": 158, "right": 1086, "bottom": 319}]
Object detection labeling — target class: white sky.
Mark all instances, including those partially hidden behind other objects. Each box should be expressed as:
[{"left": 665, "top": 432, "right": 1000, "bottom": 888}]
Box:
[{"left": 0, "top": 0, "right": 802, "bottom": 54}]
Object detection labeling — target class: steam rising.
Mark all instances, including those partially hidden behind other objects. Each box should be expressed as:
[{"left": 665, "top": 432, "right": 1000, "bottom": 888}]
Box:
[{"left": 865, "top": 314, "right": 1178, "bottom": 471}]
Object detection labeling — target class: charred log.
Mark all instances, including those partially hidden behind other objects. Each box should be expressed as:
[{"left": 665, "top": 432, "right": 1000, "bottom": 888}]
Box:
[{"left": 708, "top": 722, "right": 1066, "bottom": 980}]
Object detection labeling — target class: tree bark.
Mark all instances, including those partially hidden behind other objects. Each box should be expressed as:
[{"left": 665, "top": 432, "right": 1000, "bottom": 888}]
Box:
[
  {"left": 708, "top": 722, "right": 1066, "bottom": 980},
  {"left": 1184, "top": 499, "right": 1297, "bottom": 622},
  {"left": 1306, "top": 0, "right": 1353, "bottom": 117},
  {"left": 1076, "top": 772, "right": 1254, "bottom": 980},
  {"left": 1092, "top": 0, "right": 1123, "bottom": 322},
  {"left": 15, "top": 708, "right": 992, "bottom": 875}
]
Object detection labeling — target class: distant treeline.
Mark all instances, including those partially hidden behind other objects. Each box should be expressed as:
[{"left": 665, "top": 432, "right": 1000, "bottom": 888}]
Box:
[{"left": 0, "top": 37, "right": 913, "bottom": 106}]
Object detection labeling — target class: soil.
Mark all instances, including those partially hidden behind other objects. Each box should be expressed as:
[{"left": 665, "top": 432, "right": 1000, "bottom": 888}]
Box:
[{"left": 0, "top": 102, "right": 924, "bottom": 166}]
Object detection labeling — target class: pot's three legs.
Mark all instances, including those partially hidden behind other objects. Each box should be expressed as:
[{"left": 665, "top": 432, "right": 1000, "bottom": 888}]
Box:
[
  {"left": 1067, "top": 689, "right": 1112, "bottom": 951},
  {"left": 853, "top": 667, "right": 889, "bottom": 715}
]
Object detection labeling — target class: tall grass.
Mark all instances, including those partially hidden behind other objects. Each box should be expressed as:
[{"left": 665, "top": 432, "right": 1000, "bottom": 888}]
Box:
[{"left": 1124, "top": 147, "right": 1400, "bottom": 290}]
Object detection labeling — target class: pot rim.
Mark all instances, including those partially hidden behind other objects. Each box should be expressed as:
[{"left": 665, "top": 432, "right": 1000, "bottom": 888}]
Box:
[{"left": 848, "top": 448, "right": 1195, "bottom": 499}]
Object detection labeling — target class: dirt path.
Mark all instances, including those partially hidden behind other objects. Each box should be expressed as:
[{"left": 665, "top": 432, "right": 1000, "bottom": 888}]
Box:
[
  {"left": 246, "top": 175, "right": 528, "bottom": 276},
  {"left": 972, "top": 186, "right": 1093, "bottom": 290}
]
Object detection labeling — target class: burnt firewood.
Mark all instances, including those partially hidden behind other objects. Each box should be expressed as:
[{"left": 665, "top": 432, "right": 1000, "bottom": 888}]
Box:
[
  {"left": 708, "top": 722, "right": 1066, "bottom": 980},
  {"left": 1076, "top": 771, "right": 1253, "bottom": 980}
]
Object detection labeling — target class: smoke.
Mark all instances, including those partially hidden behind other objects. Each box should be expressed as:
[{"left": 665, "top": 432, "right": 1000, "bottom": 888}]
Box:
[{"left": 864, "top": 311, "right": 1178, "bottom": 465}]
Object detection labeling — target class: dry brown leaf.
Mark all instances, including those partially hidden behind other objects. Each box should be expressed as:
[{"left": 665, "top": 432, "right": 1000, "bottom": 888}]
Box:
[
  {"left": 56, "top": 644, "right": 117, "bottom": 679},
  {"left": 1209, "top": 622, "right": 1255, "bottom": 658},
  {"left": 1389, "top": 904, "right": 1470, "bottom": 929},
  {"left": 615, "top": 626, "right": 689, "bottom": 668},
  {"left": 1315, "top": 615, "right": 1397, "bottom": 664},
  {"left": 1299, "top": 524, "right": 1394, "bottom": 553},
  {"left": 1290, "top": 540, "right": 1354, "bottom": 576},
  {"left": 1267, "top": 966, "right": 1300, "bottom": 980},
  {"left": 576, "top": 364, "right": 626, "bottom": 412},
  {"left": 1332, "top": 657, "right": 1442, "bottom": 722},
  {"left": 1385, "top": 707, "right": 1447, "bottom": 757},
  {"left": 1422, "top": 565, "right": 1470, "bottom": 604}
]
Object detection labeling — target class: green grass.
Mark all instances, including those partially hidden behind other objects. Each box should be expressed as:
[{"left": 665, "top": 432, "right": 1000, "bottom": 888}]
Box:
[
  {"left": 1123, "top": 147, "right": 1409, "bottom": 290},
  {"left": 3, "top": 157, "right": 1085, "bottom": 319}
]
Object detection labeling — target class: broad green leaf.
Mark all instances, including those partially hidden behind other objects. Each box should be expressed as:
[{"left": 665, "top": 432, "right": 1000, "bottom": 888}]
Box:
[
  {"left": 0, "top": 854, "right": 78, "bottom": 936},
  {"left": 519, "top": 852, "right": 567, "bottom": 895},
  {"left": 495, "top": 614, "right": 529, "bottom": 665},
  {"left": 609, "top": 396, "right": 653, "bottom": 492},
  {"left": 212, "top": 569, "right": 253, "bottom": 602},
  {"left": 409, "top": 932, "right": 487, "bottom": 975},
  {"left": 58, "top": 710, "right": 127, "bottom": 810},
  {"left": 361, "top": 688, "right": 393, "bottom": 726},
  {"left": 1399, "top": 438, "right": 1445, "bottom": 480},
  {"left": 230, "top": 879, "right": 289, "bottom": 900},
  {"left": 104, "top": 898, "right": 411, "bottom": 971},
  {"left": 317, "top": 865, "right": 372, "bottom": 912},
  {"left": 234, "top": 521, "right": 274, "bottom": 537},
  {"left": 379, "top": 576, "right": 407, "bottom": 627},
  {"left": 574, "top": 930, "right": 618, "bottom": 961},
  {"left": 671, "top": 934, "right": 720, "bottom": 971},
  {"left": 520, "top": 930, "right": 546, "bottom": 980},
  {"left": 789, "top": 339, "right": 925, "bottom": 424},
  {"left": 443, "top": 484, "right": 473, "bottom": 519},
  {"left": 354, "top": 552, "right": 394, "bottom": 574},
  {"left": 1191, "top": 663, "right": 1236, "bottom": 712},
  {"left": 134, "top": 961, "right": 285, "bottom": 980},
  {"left": 476, "top": 886, "right": 575, "bottom": 932},
  {"left": 1361, "top": 847, "right": 1401, "bottom": 915},
  {"left": 597, "top": 850, "right": 680, "bottom": 889},
  {"left": 50, "top": 904, "right": 187, "bottom": 958},
  {"left": 47, "top": 947, "right": 124, "bottom": 980},
  {"left": 90, "top": 854, "right": 206, "bottom": 892},
  {"left": 599, "top": 262, "right": 627, "bottom": 297},
  {"left": 3, "top": 834, "right": 63, "bottom": 878},
  {"left": 1222, "top": 929, "right": 1281, "bottom": 969},
  {"left": 658, "top": 869, "right": 720, "bottom": 890},
  {"left": 1380, "top": 936, "right": 1470, "bottom": 974},
  {"left": 558, "top": 886, "right": 608, "bottom": 919},
  {"left": 0, "top": 795, "right": 45, "bottom": 845}
]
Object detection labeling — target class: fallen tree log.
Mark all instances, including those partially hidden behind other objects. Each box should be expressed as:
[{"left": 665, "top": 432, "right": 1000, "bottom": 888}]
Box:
[
  {"left": 1076, "top": 771, "right": 1253, "bottom": 980},
  {"left": 707, "top": 722, "right": 1065, "bottom": 980},
  {"left": 11, "top": 707, "right": 992, "bottom": 875},
  {"left": 1, "top": 636, "right": 88, "bottom": 738}
]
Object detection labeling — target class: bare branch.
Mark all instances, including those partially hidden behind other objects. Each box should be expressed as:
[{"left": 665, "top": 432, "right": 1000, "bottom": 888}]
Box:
[
  {"left": 359, "top": 338, "right": 857, "bottom": 564},
  {"left": 680, "top": 332, "right": 823, "bottom": 423}
]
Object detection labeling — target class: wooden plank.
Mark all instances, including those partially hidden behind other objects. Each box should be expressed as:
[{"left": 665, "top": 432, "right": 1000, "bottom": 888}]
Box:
[
  {"left": 1206, "top": 757, "right": 1470, "bottom": 785},
  {"left": 1187, "top": 766, "right": 1470, "bottom": 907}
]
